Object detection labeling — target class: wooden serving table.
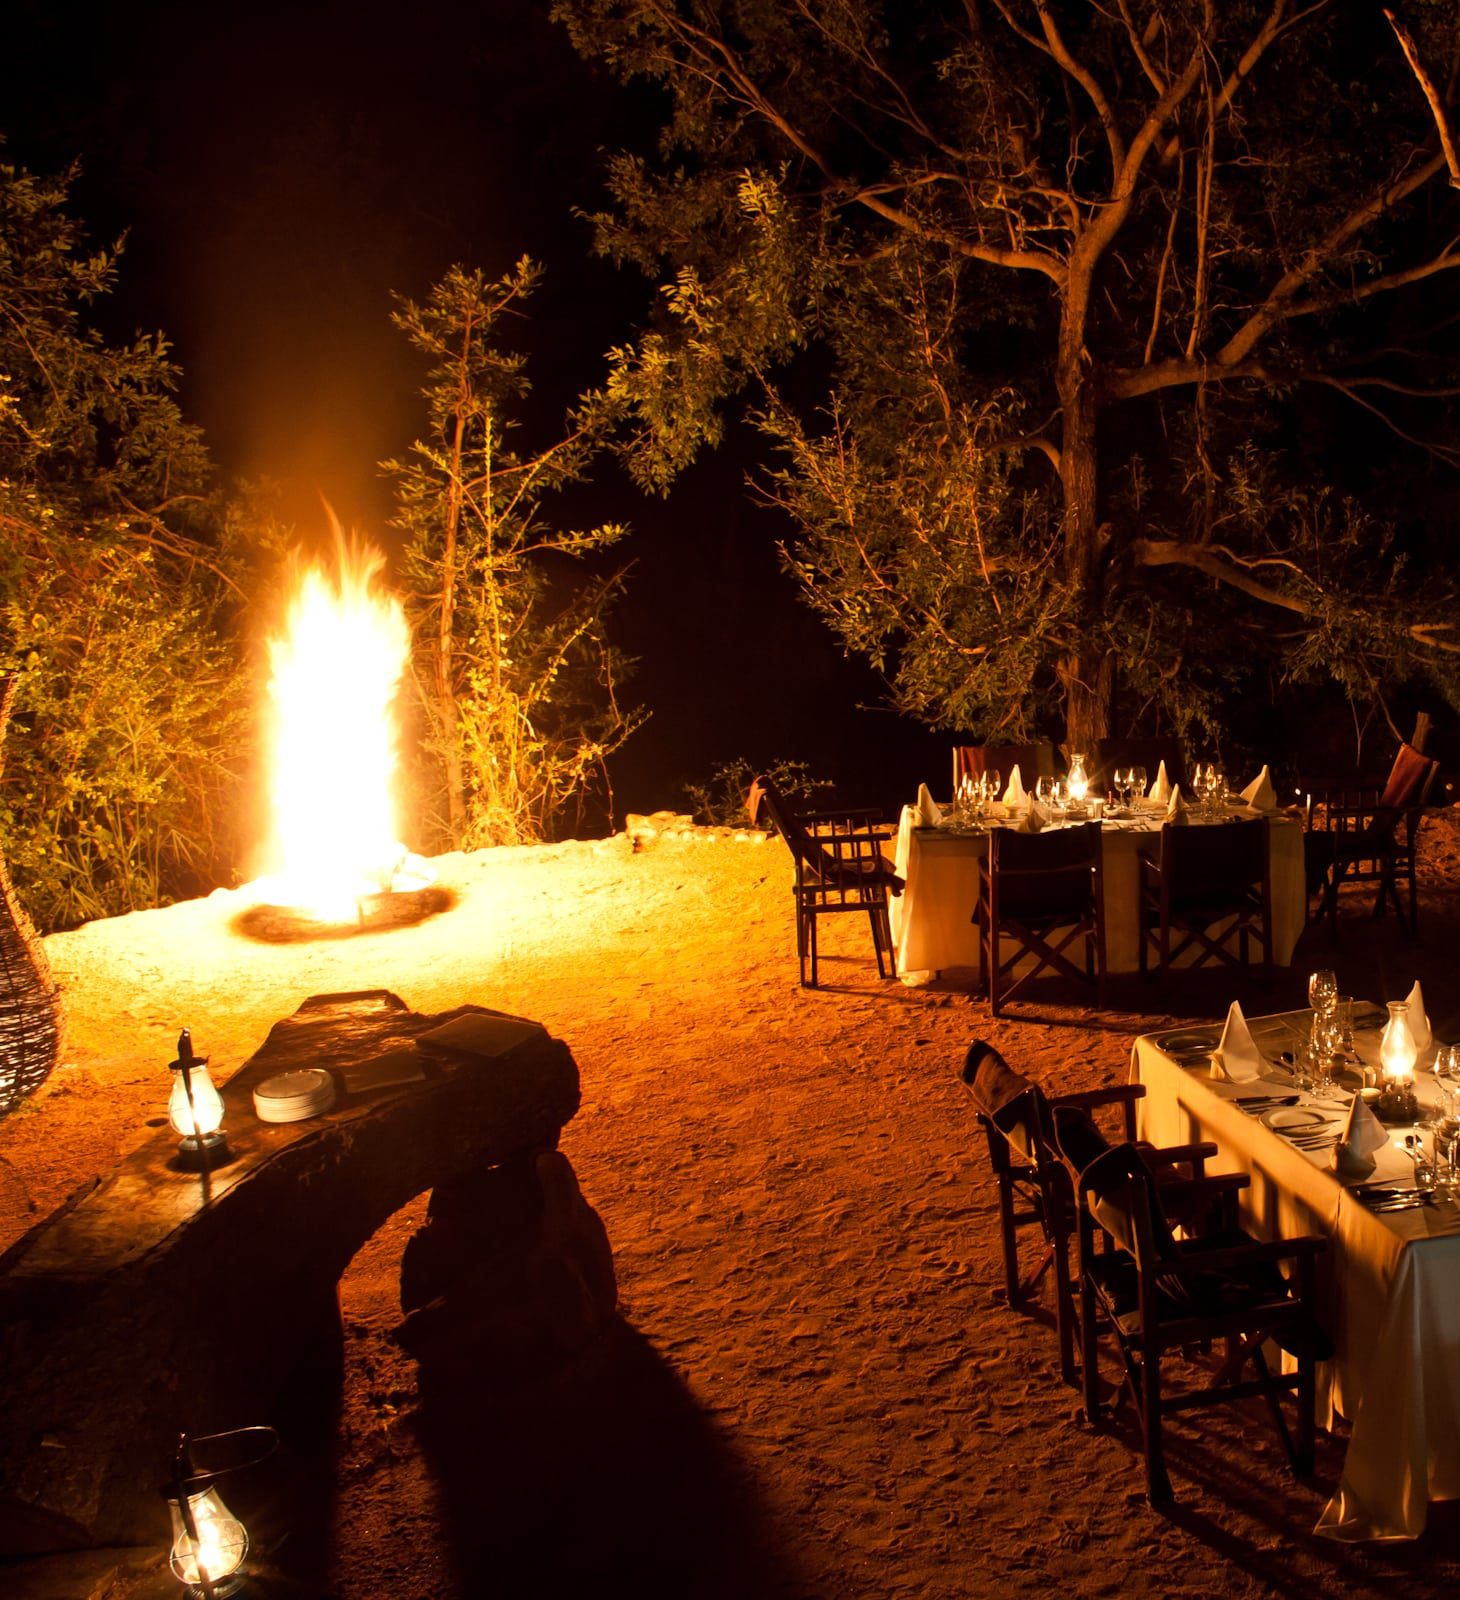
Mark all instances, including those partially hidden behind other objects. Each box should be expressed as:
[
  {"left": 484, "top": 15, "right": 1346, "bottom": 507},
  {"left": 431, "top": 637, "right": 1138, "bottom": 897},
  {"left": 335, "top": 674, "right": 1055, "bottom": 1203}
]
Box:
[
  {"left": 0, "top": 990, "right": 584, "bottom": 1555},
  {"left": 1132, "top": 1009, "right": 1460, "bottom": 1540}
]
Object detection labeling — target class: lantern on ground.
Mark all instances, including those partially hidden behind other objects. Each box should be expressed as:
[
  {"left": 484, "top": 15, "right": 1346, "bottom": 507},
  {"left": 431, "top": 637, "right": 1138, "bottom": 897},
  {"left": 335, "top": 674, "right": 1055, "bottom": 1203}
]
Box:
[
  {"left": 168, "top": 1029, "right": 229, "bottom": 1169},
  {"left": 168, "top": 1437, "right": 248, "bottom": 1599}
]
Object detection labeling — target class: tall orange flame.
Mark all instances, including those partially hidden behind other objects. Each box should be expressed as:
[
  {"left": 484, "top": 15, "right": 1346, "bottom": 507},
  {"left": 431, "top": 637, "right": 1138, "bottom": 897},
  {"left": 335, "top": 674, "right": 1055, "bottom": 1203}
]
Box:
[{"left": 260, "top": 537, "right": 425, "bottom": 918}]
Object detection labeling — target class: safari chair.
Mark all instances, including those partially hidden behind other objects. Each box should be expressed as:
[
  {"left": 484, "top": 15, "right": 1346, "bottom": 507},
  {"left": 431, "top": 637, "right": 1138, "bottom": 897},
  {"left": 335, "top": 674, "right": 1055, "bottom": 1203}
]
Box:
[
  {"left": 952, "top": 743, "right": 1056, "bottom": 797},
  {"left": 961, "top": 1041, "right": 1139, "bottom": 1384},
  {"left": 750, "top": 775, "right": 903, "bottom": 989},
  {"left": 961, "top": 1043, "right": 1222, "bottom": 1387},
  {"left": 1092, "top": 737, "right": 1186, "bottom": 796},
  {"left": 1304, "top": 741, "right": 1440, "bottom": 938},
  {"left": 1052, "top": 1105, "right": 1329, "bottom": 1507},
  {"left": 975, "top": 820, "right": 1105, "bottom": 1016},
  {"left": 1137, "top": 818, "right": 1272, "bottom": 979}
]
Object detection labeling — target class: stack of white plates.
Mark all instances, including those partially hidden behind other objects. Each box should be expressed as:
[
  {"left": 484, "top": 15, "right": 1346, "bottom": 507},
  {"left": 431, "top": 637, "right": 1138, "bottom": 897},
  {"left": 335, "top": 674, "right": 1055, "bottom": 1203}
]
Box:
[{"left": 253, "top": 1067, "right": 337, "bottom": 1123}]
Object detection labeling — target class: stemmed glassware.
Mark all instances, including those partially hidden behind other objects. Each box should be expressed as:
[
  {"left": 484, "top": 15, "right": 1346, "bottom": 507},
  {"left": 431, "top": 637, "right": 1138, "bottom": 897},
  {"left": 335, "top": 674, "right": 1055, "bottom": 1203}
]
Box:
[
  {"left": 1112, "top": 765, "right": 1133, "bottom": 816},
  {"left": 1131, "top": 765, "right": 1148, "bottom": 806},
  {"left": 1308, "top": 968, "right": 1338, "bottom": 1017},
  {"left": 1306, "top": 969, "right": 1340, "bottom": 1097}
]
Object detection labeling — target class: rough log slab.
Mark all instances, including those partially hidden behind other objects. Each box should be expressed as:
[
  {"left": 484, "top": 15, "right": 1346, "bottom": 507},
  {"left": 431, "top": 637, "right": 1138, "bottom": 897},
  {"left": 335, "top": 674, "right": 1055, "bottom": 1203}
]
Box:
[{"left": 0, "top": 989, "right": 580, "bottom": 1556}]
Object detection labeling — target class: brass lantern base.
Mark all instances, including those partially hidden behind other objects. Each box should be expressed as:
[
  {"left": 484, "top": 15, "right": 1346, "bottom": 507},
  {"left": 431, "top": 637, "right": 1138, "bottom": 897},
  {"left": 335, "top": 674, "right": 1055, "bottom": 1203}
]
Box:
[
  {"left": 175, "top": 1130, "right": 230, "bottom": 1171},
  {"left": 1374, "top": 1081, "right": 1419, "bottom": 1125}
]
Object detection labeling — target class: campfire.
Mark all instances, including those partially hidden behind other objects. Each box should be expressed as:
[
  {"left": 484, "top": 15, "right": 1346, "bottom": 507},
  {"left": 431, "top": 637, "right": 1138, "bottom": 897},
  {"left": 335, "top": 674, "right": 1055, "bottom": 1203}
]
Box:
[{"left": 236, "top": 535, "right": 447, "bottom": 941}]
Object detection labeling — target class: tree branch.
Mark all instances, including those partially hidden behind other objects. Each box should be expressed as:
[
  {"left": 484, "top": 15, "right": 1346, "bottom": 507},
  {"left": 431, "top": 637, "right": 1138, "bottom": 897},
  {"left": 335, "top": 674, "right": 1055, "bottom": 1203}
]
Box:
[{"left": 1386, "top": 8, "right": 1460, "bottom": 187}]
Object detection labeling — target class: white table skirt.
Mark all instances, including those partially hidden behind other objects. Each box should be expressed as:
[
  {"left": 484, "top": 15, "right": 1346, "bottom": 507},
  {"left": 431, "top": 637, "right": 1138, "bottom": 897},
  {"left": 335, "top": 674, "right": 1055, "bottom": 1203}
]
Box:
[
  {"left": 1132, "top": 1014, "right": 1460, "bottom": 1541},
  {"left": 890, "top": 808, "right": 1306, "bottom": 978}
]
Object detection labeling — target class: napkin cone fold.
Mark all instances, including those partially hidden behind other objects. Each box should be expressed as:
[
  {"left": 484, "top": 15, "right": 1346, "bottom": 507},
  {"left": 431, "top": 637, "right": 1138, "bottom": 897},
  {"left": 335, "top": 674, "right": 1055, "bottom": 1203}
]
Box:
[
  {"left": 1404, "top": 979, "right": 1433, "bottom": 1054},
  {"left": 1003, "top": 765, "right": 1027, "bottom": 812},
  {"left": 1209, "top": 1000, "right": 1262, "bottom": 1081},
  {"left": 1240, "top": 763, "right": 1278, "bottom": 812},
  {"left": 1165, "top": 784, "right": 1189, "bottom": 824},
  {"left": 1148, "top": 761, "right": 1172, "bottom": 805},
  {"left": 1332, "top": 1094, "right": 1387, "bottom": 1177},
  {"left": 917, "top": 783, "right": 942, "bottom": 828},
  {"left": 1020, "top": 800, "right": 1046, "bottom": 834}
]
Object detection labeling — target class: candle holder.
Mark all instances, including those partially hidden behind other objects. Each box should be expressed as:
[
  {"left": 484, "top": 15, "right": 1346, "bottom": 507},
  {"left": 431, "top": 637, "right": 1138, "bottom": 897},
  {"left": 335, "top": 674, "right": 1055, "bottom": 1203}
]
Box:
[{"left": 1375, "top": 999, "right": 1420, "bottom": 1125}]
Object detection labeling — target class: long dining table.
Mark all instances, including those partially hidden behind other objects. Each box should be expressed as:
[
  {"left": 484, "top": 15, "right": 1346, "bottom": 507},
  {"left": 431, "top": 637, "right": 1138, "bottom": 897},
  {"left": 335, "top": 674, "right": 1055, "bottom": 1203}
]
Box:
[
  {"left": 889, "top": 802, "right": 1307, "bottom": 979},
  {"left": 1132, "top": 1009, "right": 1460, "bottom": 1541}
]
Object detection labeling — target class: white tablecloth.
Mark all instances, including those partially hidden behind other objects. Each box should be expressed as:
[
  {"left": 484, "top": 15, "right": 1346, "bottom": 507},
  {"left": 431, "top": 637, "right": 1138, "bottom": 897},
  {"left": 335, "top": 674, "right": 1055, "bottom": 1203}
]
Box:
[
  {"left": 890, "top": 807, "right": 1306, "bottom": 978},
  {"left": 1132, "top": 1011, "right": 1460, "bottom": 1540}
]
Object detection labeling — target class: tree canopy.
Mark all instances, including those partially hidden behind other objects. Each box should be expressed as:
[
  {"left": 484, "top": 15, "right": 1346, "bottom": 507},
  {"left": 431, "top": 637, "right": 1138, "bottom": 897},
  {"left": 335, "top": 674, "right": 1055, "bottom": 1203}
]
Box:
[
  {"left": 387, "top": 259, "right": 643, "bottom": 849},
  {"left": 0, "top": 154, "right": 246, "bottom": 929},
  {"left": 558, "top": 0, "right": 1460, "bottom": 755}
]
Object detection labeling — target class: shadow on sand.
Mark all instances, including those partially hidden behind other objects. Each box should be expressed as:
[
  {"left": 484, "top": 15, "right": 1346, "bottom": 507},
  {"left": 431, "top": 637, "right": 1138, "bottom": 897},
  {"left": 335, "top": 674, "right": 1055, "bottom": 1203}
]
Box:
[{"left": 405, "top": 1317, "right": 808, "bottom": 1599}]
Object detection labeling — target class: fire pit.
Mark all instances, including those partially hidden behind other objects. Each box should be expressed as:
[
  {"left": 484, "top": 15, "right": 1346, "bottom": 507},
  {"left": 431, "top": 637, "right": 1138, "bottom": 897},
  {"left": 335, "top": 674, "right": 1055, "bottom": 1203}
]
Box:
[{"left": 231, "top": 883, "right": 457, "bottom": 943}]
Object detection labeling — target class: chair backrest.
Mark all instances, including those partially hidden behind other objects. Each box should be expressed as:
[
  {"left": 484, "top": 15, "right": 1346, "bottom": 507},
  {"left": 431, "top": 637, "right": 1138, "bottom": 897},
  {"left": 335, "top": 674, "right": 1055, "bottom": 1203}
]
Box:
[
  {"left": 1378, "top": 742, "right": 1440, "bottom": 812},
  {"left": 1094, "top": 737, "right": 1185, "bottom": 794},
  {"left": 953, "top": 743, "right": 1056, "bottom": 793},
  {"left": 960, "top": 1040, "right": 1047, "bottom": 1163},
  {"left": 987, "top": 821, "right": 1101, "bottom": 920},
  {"left": 1051, "top": 1106, "right": 1180, "bottom": 1269},
  {"left": 1157, "top": 817, "right": 1266, "bottom": 907},
  {"left": 753, "top": 775, "right": 829, "bottom": 878}
]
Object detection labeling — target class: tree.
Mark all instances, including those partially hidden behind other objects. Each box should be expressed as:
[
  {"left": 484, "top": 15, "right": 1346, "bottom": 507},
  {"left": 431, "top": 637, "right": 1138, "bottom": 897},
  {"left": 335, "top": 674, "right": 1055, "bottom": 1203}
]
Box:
[
  {"left": 557, "top": 0, "right": 1460, "bottom": 753},
  {"left": 0, "top": 154, "right": 246, "bottom": 930},
  {"left": 387, "top": 259, "right": 643, "bottom": 850}
]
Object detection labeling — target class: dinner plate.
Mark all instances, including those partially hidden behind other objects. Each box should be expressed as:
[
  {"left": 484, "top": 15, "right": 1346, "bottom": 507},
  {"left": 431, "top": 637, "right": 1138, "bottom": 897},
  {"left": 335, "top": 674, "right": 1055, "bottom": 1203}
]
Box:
[
  {"left": 1154, "top": 1029, "right": 1219, "bottom": 1053},
  {"left": 1262, "top": 1106, "right": 1329, "bottom": 1132}
]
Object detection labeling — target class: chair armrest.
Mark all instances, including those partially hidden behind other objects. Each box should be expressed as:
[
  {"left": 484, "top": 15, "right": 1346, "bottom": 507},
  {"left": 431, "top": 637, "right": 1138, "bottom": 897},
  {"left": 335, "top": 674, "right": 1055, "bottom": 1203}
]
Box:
[
  {"left": 1142, "top": 1141, "right": 1219, "bottom": 1169},
  {"left": 1175, "top": 1235, "right": 1327, "bottom": 1274},
  {"left": 1052, "top": 1084, "right": 1144, "bottom": 1110},
  {"left": 803, "top": 806, "right": 885, "bottom": 826}
]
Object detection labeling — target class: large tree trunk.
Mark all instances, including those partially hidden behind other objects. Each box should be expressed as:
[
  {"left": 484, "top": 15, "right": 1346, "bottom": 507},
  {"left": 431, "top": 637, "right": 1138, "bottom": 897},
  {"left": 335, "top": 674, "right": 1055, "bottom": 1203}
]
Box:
[{"left": 1055, "top": 349, "right": 1113, "bottom": 753}]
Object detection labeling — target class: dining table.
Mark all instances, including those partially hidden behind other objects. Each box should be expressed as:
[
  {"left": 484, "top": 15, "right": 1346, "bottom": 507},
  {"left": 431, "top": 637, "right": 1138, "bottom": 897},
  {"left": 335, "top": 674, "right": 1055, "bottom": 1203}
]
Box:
[
  {"left": 889, "top": 799, "right": 1307, "bottom": 980},
  {"left": 1132, "top": 1007, "right": 1460, "bottom": 1541}
]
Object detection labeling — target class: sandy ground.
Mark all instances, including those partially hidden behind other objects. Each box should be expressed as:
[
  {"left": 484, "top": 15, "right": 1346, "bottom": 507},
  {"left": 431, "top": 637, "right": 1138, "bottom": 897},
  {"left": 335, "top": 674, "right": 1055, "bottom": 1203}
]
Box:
[{"left": 6, "top": 814, "right": 1460, "bottom": 1598}]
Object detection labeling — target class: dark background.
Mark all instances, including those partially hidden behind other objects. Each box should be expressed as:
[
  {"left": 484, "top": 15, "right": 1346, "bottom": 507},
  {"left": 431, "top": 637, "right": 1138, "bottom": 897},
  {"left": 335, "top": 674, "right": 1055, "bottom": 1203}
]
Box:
[{"left": 2, "top": 0, "right": 946, "bottom": 830}]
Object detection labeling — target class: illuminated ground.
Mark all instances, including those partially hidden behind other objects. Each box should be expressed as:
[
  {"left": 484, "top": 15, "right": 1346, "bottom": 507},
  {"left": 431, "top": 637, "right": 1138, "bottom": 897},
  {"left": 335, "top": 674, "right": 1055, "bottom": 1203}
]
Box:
[{"left": 5, "top": 820, "right": 1460, "bottom": 1596}]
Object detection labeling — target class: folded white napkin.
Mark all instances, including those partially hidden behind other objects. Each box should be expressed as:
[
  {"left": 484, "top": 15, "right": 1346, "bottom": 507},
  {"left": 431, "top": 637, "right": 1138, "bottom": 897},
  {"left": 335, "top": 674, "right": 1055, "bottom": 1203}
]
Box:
[
  {"left": 917, "top": 783, "right": 942, "bottom": 828},
  {"left": 1404, "top": 980, "right": 1432, "bottom": 1053},
  {"left": 1240, "top": 764, "right": 1278, "bottom": 812},
  {"left": 1149, "top": 761, "right": 1172, "bottom": 805},
  {"left": 1003, "top": 765, "right": 1026, "bottom": 811},
  {"left": 1209, "top": 1000, "right": 1262, "bottom": 1081},
  {"left": 1332, "top": 1094, "right": 1387, "bottom": 1176},
  {"left": 1019, "top": 801, "right": 1046, "bottom": 834},
  {"left": 1165, "top": 784, "right": 1188, "bottom": 824}
]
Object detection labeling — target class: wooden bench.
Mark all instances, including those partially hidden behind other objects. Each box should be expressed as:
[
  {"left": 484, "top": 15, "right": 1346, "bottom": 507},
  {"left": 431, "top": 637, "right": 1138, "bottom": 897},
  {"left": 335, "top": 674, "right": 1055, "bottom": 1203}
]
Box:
[{"left": 0, "top": 989, "right": 599, "bottom": 1556}]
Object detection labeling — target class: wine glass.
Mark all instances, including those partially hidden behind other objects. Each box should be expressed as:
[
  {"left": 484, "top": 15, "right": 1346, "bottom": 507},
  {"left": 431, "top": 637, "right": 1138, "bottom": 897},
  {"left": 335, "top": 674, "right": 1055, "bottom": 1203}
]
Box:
[
  {"left": 1132, "top": 765, "right": 1148, "bottom": 804},
  {"left": 1191, "top": 763, "right": 1211, "bottom": 816},
  {"left": 1308, "top": 968, "right": 1338, "bottom": 1019},
  {"left": 1113, "top": 765, "right": 1132, "bottom": 815},
  {"left": 1035, "top": 775, "right": 1056, "bottom": 810},
  {"left": 1310, "top": 1011, "right": 1340, "bottom": 1099}
]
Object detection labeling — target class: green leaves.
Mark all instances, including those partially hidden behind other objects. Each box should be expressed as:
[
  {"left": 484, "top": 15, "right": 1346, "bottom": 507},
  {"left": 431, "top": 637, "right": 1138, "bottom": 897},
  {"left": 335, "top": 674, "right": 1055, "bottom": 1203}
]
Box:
[
  {"left": 387, "top": 259, "right": 643, "bottom": 848},
  {"left": 0, "top": 156, "right": 243, "bottom": 930}
]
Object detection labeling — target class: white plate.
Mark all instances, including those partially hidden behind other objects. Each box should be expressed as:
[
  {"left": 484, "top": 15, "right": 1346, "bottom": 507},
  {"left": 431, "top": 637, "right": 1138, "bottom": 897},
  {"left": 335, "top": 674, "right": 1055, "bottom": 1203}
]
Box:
[{"left": 1262, "top": 1106, "right": 1329, "bottom": 1132}]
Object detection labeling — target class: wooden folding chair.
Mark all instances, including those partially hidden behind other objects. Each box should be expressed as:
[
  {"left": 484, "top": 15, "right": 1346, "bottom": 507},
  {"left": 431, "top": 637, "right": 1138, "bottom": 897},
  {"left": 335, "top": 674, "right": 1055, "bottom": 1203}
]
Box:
[
  {"left": 1137, "top": 818, "right": 1271, "bottom": 978},
  {"left": 752, "top": 775, "right": 903, "bottom": 988},
  {"left": 976, "top": 821, "right": 1104, "bottom": 1016},
  {"left": 1052, "top": 1109, "right": 1329, "bottom": 1507}
]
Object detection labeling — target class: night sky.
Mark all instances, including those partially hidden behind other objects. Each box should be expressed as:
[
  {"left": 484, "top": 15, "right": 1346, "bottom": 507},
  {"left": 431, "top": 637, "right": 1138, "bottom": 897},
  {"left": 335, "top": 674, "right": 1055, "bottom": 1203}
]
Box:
[{"left": 3, "top": 0, "right": 945, "bottom": 824}]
